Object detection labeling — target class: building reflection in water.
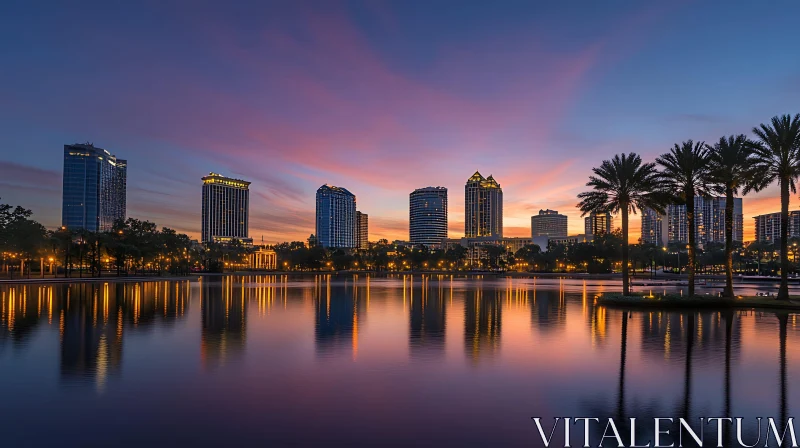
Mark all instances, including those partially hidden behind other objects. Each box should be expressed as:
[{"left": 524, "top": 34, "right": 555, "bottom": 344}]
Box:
[
  {"left": 530, "top": 282, "right": 567, "bottom": 335},
  {"left": 201, "top": 277, "right": 246, "bottom": 369},
  {"left": 640, "top": 310, "right": 741, "bottom": 366},
  {"left": 464, "top": 282, "right": 501, "bottom": 364},
  {"left": 408, "top": 275, "right": 446, "bottom": 360},
  {"left": 315, "top": 275, "right": 365, "bottom": 359},
  {"left": 1, "top": 281, "right": 190, "bottom": 390}
]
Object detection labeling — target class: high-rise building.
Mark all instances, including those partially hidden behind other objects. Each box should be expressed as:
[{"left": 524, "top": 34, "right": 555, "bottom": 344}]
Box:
[
  {"left": 531, "top": 209, "right": 567, "bottom": 238},
  {"left": 465, "top": 171, "right": 503, "bottom": 238},
  {"left": 667, "top": 197, "right": 743, "bottom": 244},
  {"left": 641, "top": 208, "right": 669, "bottom": 246},
  {"left": 585, "top": 212, "right": 612, "bottom": 238},
  {"left": 316, "top": 185, "right": 356, "bottom": 248},
  {"left": 61, "top": 143, "right": 128, "bottom": 232},
  {"left": 201, "top": 173, "right": 250, "bottom": 244},
  {"left": 754, "top": 211, "right": 800, "bottom": 243},
  {"left": 62, "top": 143, "right": 127, "bottom": 232},
  {"left": 410, "top": 187, "right": 448, "bottom": 248},
  {"left": 355, "top": 211, "right": 368, "bottom": 250}
]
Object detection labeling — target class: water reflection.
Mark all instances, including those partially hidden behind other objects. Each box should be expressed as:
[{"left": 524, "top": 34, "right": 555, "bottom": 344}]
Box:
[
  {"left": 0, "top": 276, "right": 797, "bottom": 447},
  {"left": 1, "top": 282, "right": 190, "bottom": 389},
  {"left": 315, "top": 275, "right": 365, "bottom": 359},
  {"left": 464, "top": 285, "right": 502, "bottom": 363},
  {"left": 409, "top": 276, "right": 446, "bottom": 360},
  {"left": 201, "top": 278, "right": 246, "bottom": 368}
]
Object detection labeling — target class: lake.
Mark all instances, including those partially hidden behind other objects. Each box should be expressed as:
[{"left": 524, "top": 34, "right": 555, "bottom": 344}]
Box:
[{"left": 0, "top": 275, "right": 797, "bottom": 447}]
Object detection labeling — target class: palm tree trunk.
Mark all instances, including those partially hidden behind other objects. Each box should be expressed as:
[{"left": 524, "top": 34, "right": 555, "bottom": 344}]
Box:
[
  {"left": 779, "top": 178, "right": 790, "bottom": 300},
  {"left": 724, "top": 188, "right": 735, "bottom": 298},
  {"left": 778, "top": 313, "right": 788, "bottom": 429},
  {"left": 687, "top": 192, "right": 696, "bottom": 297},
  {"left": 622, "top": 208, "right": 630, "bottom": 295}
]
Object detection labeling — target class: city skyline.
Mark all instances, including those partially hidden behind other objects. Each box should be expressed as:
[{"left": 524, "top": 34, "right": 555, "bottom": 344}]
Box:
[{"left": 2, "top": 2, "right": 800, "bottom": 243}]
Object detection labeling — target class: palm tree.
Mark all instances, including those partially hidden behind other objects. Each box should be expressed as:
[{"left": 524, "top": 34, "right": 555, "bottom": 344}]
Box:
[
  {"left": 706, "top": 135, "right": 758, "bottom": 298},
  {"left": 657, "top": 140, "right": 712, "bottom": 297},
  {"left": 578, "top": 153, "right": 668, "bottom": 295},
  {"left": 750, "top": 114, "right": 800, "bottom": 300}
]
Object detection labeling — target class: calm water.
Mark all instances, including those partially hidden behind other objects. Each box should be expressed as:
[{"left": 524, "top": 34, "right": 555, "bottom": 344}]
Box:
[{"left": 0, "top": 275, "right": 797, "bottom": 447}]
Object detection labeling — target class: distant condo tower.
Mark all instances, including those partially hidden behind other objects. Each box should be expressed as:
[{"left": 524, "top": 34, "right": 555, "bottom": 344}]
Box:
[
  {"left": 465, "top": 172, "right": 503, "bottom": 238},
  {"left": 356, "top": 211, "right": 369, "bottom": 250},
  {"left": 316, "top": 185, "right": 356, "bottom": 248},
  {"left": 201, "top": 173, "right": 250, "bottom": 244},
  {"left": 531, "top": 209, "right": 567, "bottom": 238},
  {"left": 410, "top": 187, "right": 448, "bottom": 248},
  {"left": 641, "top": 208, "right": 668, "bottom": 246},
  {"left": 62, "top": 143, "right": 127, "bottom": 232},
  {"left": 585, "top": 211, "right": 612, "bottom": 238}
]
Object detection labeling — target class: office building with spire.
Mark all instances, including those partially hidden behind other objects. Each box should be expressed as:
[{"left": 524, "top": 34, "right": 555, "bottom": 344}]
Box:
[{"left": 465, "top": 171, "right": 503, "bottom": 238}]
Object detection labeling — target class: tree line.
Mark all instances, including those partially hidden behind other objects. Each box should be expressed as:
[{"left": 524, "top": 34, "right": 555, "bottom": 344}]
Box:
[
  {"left": 578, "top": 113, "right": 800, "bottom": 299},
  {"left": 0, "top": 201, "right": 252, "bottom": 278}
]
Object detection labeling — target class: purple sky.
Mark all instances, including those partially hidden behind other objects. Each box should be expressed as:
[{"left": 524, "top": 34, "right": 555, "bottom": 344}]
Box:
[{"left": 1, "top": 0, "right": 799, "bottom": 242}]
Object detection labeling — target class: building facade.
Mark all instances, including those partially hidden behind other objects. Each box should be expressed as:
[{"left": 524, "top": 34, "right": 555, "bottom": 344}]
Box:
[
  {"left": 201, "top": 173, "right": 250, "bottom": 244},
  {"left": 316, "top": 185, "right": 357, "bottom": 248},
  {"left": 754, "top": 211, "right": 800, "bottom": 243},
  {"left": 250, "top": 248, "right": 277, "bottom": 270},
  {"left": 641, "top": 208, "right": 669, "bottom": 246},
  {"left": 465, "top": 171, "right": 503, "bottom": 238},
  {"left": 62, "top": 143, "right": 127, "bottom": 232},
  {"left": 585, "top": 212, "right": 612, "bottom": 238},
  {"left": 356, "top": 211, "right": 369, "bottom": 250},
  {"left": 410, "top": 186, "right": 448, "bottom": 248},
  {"left": 531, "top": 209, "right": 567, "bottom": 237},
  {"left": 667, "top": 197, "right": 743, "bottom": 245}
]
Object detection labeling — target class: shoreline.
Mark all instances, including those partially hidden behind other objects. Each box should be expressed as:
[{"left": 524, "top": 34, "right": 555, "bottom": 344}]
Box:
[{"left": 597, "top": 294, "right": 800, "bottom": 311}]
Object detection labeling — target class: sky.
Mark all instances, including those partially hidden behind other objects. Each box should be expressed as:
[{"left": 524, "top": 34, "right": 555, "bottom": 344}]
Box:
[{"left": 1, "top": 0, "right": 799, "bottom": 243}]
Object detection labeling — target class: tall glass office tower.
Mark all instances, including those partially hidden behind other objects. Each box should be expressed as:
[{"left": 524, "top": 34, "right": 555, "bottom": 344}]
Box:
[
  {"left": 410, "top": 187, "right": 448, "bottom": 248},
  {"left": 316, "top": 185, "right": 356, "bottom": 248},
  {"left": 201, "top": 173, "right": 250, "bottom": 243},
  {"left": 62, "top": 143, "right": 127, "bottom": 232}
]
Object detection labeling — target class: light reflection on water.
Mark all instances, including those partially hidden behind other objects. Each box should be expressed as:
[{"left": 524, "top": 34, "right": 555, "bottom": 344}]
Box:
[{"left": 0, "top": 275, "right": 797, "bottom": 447}]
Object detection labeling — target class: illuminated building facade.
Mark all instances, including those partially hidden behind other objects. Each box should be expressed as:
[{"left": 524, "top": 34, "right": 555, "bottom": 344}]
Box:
[
  {"left": 316, "top": 185, "right": 356, "bottom": 248},
  {"left": 667, "top": 197, "right": 743, "bottom": 245},
  {"left": 641, "top": 208, "right": 669, "bottom": 246},
  {"left": 753, "top": 211, "right": 800, "bottom": 243},
  {"left": 356, "top": 211, "right": 369, "bottom": 250},
  {"left": 201, "top": 173, "right": 250, "bottom": 244},
  {"left": 584, "top": 212, "right": 612, "bottom": 239},
  {"left": 465, "top": 171, "right": 503, "bottom": 238},
  {"left": 410, "top": 186, "right": 448, "bottom": 248},
  {"left": 250, "top": 248, "right": 277, "bottom": 270},
  {"left": 531, "top": 209, "right": 567, "bottom": 237},
  {"left": 62, "top": 143, "right": 127, "bottom": 231}
]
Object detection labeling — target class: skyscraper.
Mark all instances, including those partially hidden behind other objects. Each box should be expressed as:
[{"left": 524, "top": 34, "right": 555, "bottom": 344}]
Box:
[
  {"left": 641, "top": 208, "right": 669, "bottom": 246},
  {"left": 62, "top": 143, "right": 127, "bottom": 232},
  {"left": 465, "top": 172, "right": 503, "bottom": 238},
  {"left": 531, "top": 209, "right": 567, "bottom": 238},
  {"left": 316, "top": 185, "right": 356, "bottom": 248},
  {"left": 585, "top": 212, "right": 612, "bottom": 238},
  {"left": 201, "top": 173, "right": 250, "bottom": 244},
  {"left": 754, "top": 211, "right": 800, "bottom": 243},
  {"left": 667, "top": 197, "right": 743, "bottom": 244},
  {"left": 410, "top": 187, "right": 448, "bottom": 248},
  {"left": 355, "top": 211, "right": 368, "bottom": 250}
]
